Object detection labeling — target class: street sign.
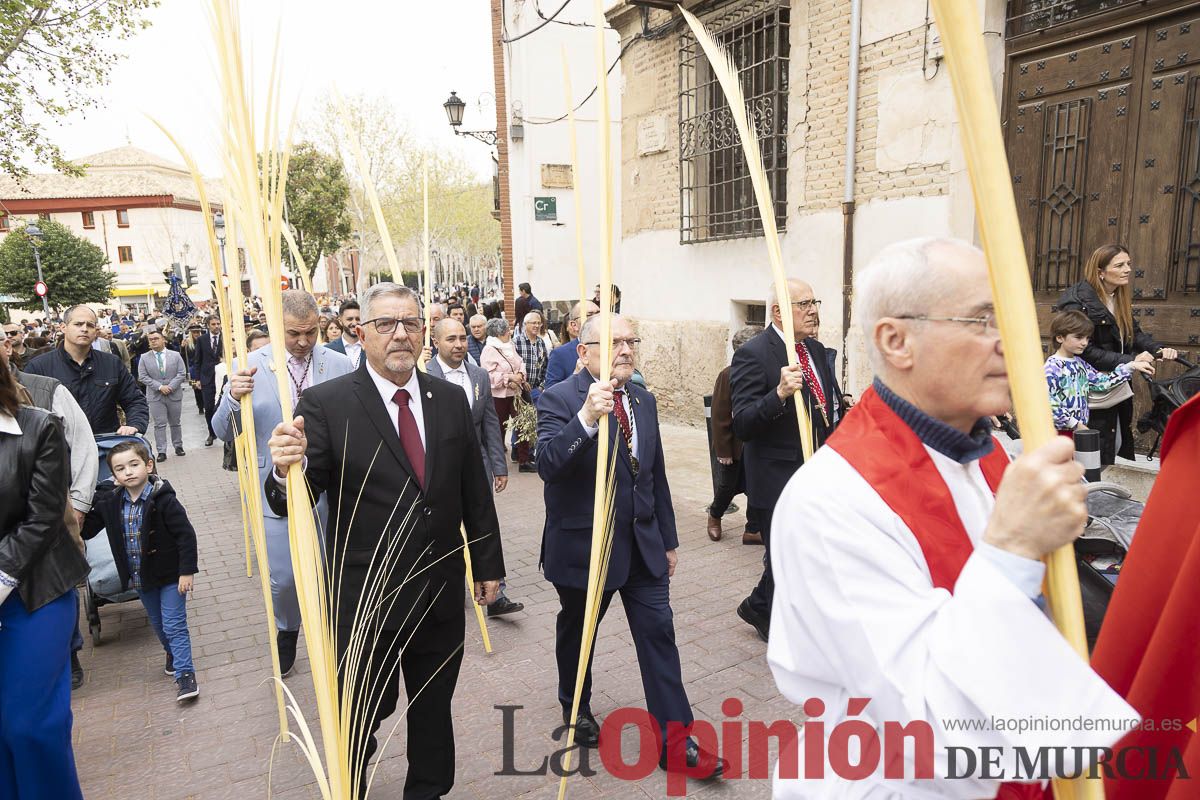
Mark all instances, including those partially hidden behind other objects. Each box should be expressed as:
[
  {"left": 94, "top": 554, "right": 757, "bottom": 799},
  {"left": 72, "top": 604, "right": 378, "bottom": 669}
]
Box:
[
  {"left": 280, "top": 276, "right": 289, "bottom": 289},
  {"left": 534, "top": 196, "right": 557, "bottom": 221},
  {"left": 34, "top": 280, "right": 47, "bottom": 297}
]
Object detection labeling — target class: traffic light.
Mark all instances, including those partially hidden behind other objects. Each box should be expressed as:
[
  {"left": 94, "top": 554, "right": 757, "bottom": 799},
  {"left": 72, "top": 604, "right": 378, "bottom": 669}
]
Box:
[
  {"left": 184, "top": 264, "right": 197, "bottom": 286},
  {"left": 171, "top": 262, "right": 183, "bottom": 281}
]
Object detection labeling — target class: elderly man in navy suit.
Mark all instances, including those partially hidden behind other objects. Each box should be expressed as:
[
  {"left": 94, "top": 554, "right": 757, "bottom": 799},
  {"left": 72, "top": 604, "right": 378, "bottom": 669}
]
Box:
[
  {"left": 537, "top": 314, "right": 725, "bottom": 780},
  {"left": 730, "top": 278, "right": 842, "bottom": 643}
]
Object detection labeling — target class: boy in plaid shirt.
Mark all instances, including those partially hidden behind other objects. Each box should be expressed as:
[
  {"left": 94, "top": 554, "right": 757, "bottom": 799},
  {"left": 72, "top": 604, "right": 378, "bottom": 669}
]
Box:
[{"left": 83, "top": 441, "right": 199, "bottom": 701}]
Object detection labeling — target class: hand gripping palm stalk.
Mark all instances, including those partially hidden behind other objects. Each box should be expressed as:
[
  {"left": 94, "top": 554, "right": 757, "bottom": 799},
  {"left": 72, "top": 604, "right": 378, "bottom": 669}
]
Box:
[
  {"left": 680, "top": 6, "right": 814, "bottom": 460},
  {"left": 928, "top": 3, "right": 1099, "bottom": 799}
]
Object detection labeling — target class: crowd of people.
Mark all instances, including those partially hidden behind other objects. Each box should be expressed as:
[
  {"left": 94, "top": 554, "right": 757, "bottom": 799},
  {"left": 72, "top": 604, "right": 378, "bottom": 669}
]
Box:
[{"left": 0, "top": 237, "right": 1185, "bottom": 798}]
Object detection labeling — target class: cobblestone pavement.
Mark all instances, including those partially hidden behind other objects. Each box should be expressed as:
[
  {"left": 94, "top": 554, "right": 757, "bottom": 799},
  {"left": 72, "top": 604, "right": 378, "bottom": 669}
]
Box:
[{"left": 72, "top": 395, "right": 793, "bottom": 799}]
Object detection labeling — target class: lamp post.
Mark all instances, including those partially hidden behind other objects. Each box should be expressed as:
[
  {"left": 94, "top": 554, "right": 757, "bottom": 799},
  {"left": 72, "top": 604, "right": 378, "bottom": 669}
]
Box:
[
  {"left": 25, "top": 222, "right": 51, "bottom": 319},
  {"left": 213, "top": 211, "right": 230, "bottom": 304},
  {"left": 442, "top": 91, "right": 498, "bottom": 146}
]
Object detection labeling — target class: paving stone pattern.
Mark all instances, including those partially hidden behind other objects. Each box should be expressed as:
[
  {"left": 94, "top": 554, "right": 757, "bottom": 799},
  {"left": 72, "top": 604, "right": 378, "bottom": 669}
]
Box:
[{"left": 72, "top": 403, "right": 793, "bottom": 798}]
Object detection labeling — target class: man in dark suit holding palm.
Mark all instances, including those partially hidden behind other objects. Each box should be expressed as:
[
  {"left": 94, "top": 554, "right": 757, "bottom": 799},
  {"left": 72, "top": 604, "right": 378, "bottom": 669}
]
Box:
[
  {"left": 731, "top": 278, "right": 842, "bottom": 642},
  {"left": 191, "top": 315, "right": 223, "bottom": 445},
  {"left": 266, "top": 283, "right": 505, "bottom": 799},
  {"left": 537, "top": 314, "right": 725, "bottom": 780}
]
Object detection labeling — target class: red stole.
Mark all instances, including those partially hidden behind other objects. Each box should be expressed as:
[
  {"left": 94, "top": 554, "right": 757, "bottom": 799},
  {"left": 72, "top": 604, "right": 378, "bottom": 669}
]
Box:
[
  {"left": 827, "top": 388, "right": 1047, "bottom": 800},
  {"left": 827, "top": 387, "right": 1008, "bottom": 589}
]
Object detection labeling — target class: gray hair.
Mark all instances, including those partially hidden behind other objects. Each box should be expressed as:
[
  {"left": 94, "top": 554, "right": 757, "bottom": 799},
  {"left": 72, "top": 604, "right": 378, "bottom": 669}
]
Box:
[
  {"left": 484, "top": 317, "right": 509, "bottom": 338},
  {"left": 523, "top": 309, "right": 544, "bottom": 324},
  {"left": 281, "top": 289, "right": 318, "bottom": 320},
  {"left": 732, "top": 324, "right": 760, "bottom": 351},
  {"left": 359, "top": 283, "right": 422, "bottom": 321},
  {"left": 469, "top": 313, "right": 487, "bottom": 326},
  {"left": 765, "top": 278, "right": 813, "bottom": 313},
  {"left": 578, "top": 313, "right": 625, "bottom": 345},
  {"left": 854, "top": 237, "right": 980, "bottom": 369}
]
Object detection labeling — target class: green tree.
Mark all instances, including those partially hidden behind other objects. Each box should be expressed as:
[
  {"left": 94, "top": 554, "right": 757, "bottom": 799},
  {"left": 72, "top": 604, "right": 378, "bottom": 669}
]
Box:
[
  {"left": 0, "top": 0, "right": 159, "bottom": 181},
  {"left": 0, "top": 219, "right": 115, "bottom": 309},
  {"left": 284, "top": 142, "right": 353, "bottom": 286}
]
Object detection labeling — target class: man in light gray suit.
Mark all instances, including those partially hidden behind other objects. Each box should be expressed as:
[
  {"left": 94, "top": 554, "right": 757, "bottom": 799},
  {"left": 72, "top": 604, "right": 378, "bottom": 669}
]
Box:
[
  {"left": 427, "top": 318, "right": 524, "bottom": 617},
  {"left": 212, "top": 291, "right": 354, "bottom": 675},
  {"left": 138, "top": 328, "right": 188, "bottom": 462}
]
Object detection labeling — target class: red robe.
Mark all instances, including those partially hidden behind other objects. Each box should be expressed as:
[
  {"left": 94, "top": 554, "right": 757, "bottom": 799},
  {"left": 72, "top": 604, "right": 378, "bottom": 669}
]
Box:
[{"left": 1091, "top": 392, "right": 1200, "bottom": 799}]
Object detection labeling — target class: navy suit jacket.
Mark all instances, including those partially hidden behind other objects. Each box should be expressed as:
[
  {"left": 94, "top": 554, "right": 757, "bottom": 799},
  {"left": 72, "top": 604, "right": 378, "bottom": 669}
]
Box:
[
  {"left": 191, "top": 333, "right": 223, "bottom": 388},
  {"left": 543, "top": 338, "right": 580, "bottom": 392},
  {"left": 324, "top": 337, "right": 346, "bottom": 355},
  {"left": 730, "top": 328, "right": 841, "bottom": 512},
  {"left": 536, "top": 369, "right": 678, "bottom": 591}
]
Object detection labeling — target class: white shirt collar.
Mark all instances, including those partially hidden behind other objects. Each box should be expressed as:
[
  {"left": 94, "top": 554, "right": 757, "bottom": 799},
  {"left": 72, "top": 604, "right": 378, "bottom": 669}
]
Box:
[
  {"left": 436, "top": 354, "right": 466, "bottom": 375},
  {"left": 0, "top": 411, "right": 21, "bottom": 435},
  {"left": 773, "top": 324, "right": 812, "bottom": 362},
  {"left": 365, "top": 360, "right": 426, "bottom": 447},
  {"left": 341, "top": 335, "right": 360, "bottom": 349}
]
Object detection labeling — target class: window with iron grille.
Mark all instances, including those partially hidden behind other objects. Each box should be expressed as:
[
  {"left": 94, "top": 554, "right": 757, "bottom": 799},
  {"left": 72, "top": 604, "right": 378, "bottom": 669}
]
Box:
[
  {"left": 1005, "top": 0, "right": 1167, "bottom": 38},
  {"left": 679, "top": 0, "right": 789, "bottom": 245}
]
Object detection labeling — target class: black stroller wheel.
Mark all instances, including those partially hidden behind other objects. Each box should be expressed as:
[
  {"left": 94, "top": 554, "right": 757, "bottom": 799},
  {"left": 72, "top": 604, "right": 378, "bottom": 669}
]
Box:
[{"left": 85, "top": 585, "right": 101, "bottom": 646}]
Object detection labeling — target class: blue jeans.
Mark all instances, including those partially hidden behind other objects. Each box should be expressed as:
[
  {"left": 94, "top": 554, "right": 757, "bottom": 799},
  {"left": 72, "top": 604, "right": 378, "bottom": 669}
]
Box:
[
  {"left": 0, "top": 591, "right": 84, "bottom": 800},
  {"left": 138, "top": 584, "right": 194, "bottom": 676}
]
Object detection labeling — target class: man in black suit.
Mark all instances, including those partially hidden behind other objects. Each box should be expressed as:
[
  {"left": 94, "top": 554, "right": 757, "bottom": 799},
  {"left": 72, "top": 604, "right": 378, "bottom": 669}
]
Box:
[
  {"left": 266, "top": 283, "right": 505, "bottom": 800},
  {"left": 537, "top": 314, "right": 725, "bottom": 780},
  {"left": 730, "top": 279, "right": 841, "bottom": 642},
  {"left": 191, "top": 315, "right": 223, "bottom": 445}
]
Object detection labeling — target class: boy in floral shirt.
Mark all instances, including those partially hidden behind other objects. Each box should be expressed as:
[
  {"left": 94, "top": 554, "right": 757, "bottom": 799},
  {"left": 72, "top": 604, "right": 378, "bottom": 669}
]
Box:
[{"left": 1044, "top": 310, "right": 1153, "bottom": 433}]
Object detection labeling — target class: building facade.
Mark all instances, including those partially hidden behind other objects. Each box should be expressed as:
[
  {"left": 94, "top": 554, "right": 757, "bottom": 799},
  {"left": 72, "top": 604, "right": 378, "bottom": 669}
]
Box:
[
  {"left": 0, "top": 146, "right": 233, "bottom": 312},
  {"left": 500, "top": 0, "right": 623, "bottom": 326},
  {"left": 604, "top": 0, "right": 1195, "bottom": 427}
]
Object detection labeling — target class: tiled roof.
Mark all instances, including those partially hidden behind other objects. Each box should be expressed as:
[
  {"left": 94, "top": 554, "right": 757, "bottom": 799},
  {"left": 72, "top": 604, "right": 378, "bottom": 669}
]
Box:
[{"left": 0, "top": 146, "right": 223, "bottom": 206}]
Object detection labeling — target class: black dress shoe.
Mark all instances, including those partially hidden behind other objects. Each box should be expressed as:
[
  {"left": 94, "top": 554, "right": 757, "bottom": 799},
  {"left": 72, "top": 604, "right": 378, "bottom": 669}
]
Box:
[
  {"left": 517, "top": 463, "right": 537, "bottom": 474},
  {"left": 486, "top": 596, "right": 525, "bottom": 617},
  {"left": 175, "top": 446, "right": 186, "bottom": 456},
  {"left": 204, "top": 435, "right": 215, "bottom": 447},
  {"left": 157, "top": 453, "right": 167, "bottom": 463},
  {"left": 562, "top": 708, "right": 601, "bottom": 748},
  {"left": 70, "top": 652, "right": 84, "bottom": 690},
  {"left": 277, "top": 629, "right": 300, "bottom": 677},
  {"left": 737, "top": 598, "right": 769, "bottom": 642},
  {"left": 659, "top": 738, "right": 726, "bottom": 779}
]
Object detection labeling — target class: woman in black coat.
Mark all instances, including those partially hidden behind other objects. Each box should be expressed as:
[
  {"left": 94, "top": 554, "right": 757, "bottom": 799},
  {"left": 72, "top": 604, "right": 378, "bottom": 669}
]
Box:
[
  {"left": 0, "top": 361, "right": 89, "bottom": 799},
  {"left": 1056, "top": 244, "right": 1179, "bottom": 463}
]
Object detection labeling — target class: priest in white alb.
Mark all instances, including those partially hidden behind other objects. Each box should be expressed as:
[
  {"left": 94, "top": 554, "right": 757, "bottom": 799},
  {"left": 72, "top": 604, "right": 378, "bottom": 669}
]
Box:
[{"left": 767, "top": 237, "right": 1139, "bottom": 799}]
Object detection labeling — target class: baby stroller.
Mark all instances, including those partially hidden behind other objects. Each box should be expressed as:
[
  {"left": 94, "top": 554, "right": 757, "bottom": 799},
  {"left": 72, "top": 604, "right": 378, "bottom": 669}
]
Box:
[
  {"left": 83, "top": 432, "right": 154, "bottom": 646},
  {"left": 1136, "top": 356, "right": 1199, "bottom": 459},
  {"left": 1076, "top": 482, "right": 1143, "bottom": 651}
]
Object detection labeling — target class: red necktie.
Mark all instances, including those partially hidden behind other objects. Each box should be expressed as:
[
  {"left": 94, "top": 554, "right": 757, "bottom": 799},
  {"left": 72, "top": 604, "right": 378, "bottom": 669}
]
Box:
[
  {"left": 392, "top": 389, "right": 426, "bottom": 490},
  {"left": 613, "top": 388, "right": 639, "bottom": 476},
  {"left": 794, "top": 343, "right": 829, "bottom": 426}
]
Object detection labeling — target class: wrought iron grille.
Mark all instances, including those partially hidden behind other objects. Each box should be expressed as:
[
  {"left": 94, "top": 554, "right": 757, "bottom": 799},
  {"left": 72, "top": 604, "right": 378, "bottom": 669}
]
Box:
[
  {"left": 1171, "top": 76, "right": 1200, "bottom": 293},
  {"left": 1036, "top": 98, "right": 1090, "bottom": 291},
  {"left": 679, "top": 0, "right": 789, "bottom": 244},
  {"left": 1005, "top": 0, "right": 1168, "bottom": 38}
]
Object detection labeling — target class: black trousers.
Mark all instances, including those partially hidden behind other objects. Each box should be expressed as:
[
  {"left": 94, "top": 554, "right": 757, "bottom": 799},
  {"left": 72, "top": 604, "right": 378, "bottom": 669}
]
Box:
[
  {"left": 337, "top": 607, "right": 465, "bottom": 800},
  {"left": 201, "top": 379, "right": 217, "bottom": 437},
  {"left": 1088, "top": 397, "right": 1135, "bottom": 465},
  {"left": 192, "top": 384, "right": 204, "bottom": 413},
  {"left": 745, "top": 505, "right": 775, "bottom": 620},
  {"left": 710, "top": 460, "right": 763, "bottom": 532},
  {"left": 554, "top": 544, "right": 693, "bottom": 747}
]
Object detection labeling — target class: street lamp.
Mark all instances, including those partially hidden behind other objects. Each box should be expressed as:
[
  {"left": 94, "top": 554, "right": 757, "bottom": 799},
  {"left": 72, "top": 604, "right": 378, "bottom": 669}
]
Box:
[
  {"left": 212, "top": 211, "right": 230, "bottom": 304},
  {"left": 442, "top": 91, "right": 498, "bottom": 146},
  {"left": 25, "top": 222, "right": 50, "bottom": 319}
]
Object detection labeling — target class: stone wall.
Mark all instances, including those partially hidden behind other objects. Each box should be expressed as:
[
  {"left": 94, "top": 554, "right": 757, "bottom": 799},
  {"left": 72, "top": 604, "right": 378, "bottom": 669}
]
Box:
[{"left": 632, "top": 317, "right": 730, "bottom": 427}]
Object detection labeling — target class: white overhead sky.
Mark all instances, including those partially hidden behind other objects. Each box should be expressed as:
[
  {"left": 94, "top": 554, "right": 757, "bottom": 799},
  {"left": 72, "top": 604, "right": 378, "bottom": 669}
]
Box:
[{"left": 42, "top": 0, "right": 505, "bottom": 180}]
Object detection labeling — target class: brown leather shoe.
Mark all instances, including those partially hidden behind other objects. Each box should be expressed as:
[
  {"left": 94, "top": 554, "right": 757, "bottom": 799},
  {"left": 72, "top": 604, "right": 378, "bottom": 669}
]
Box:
[
  {"left": 742, "top": 530, "right": 764, "bottom": 546},
  {"left": 706, "top": 515, "right": 723, "bottom": 542}
]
